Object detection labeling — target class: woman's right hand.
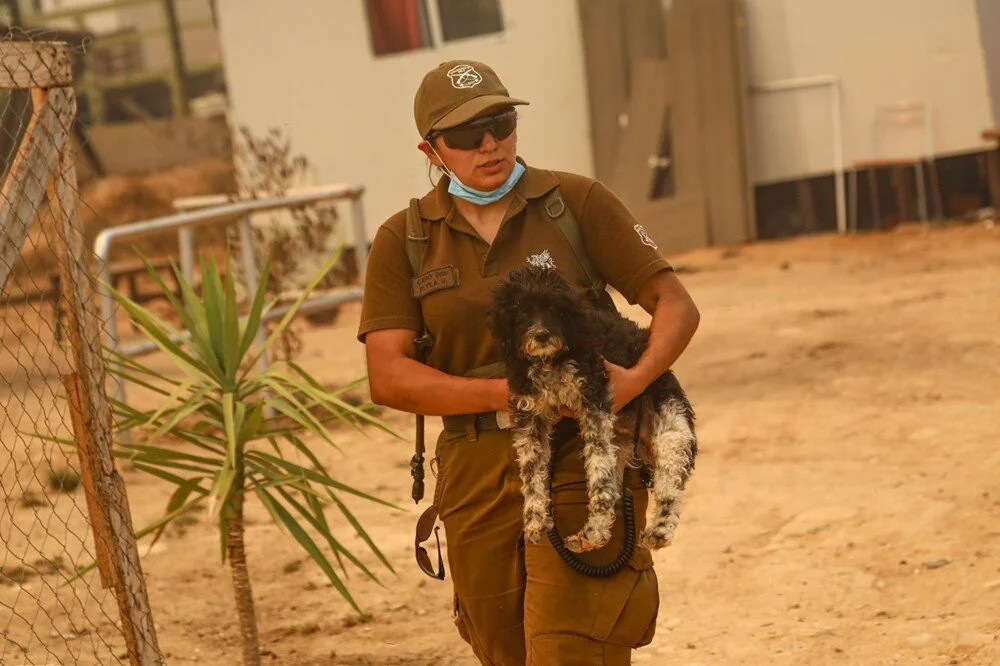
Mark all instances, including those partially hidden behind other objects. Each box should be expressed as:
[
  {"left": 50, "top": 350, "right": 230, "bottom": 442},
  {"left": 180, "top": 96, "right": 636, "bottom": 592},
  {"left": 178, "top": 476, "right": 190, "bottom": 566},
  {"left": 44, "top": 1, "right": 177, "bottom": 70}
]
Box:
[{"left": 490, "top": 378, "right": 511, "bottom": 412}]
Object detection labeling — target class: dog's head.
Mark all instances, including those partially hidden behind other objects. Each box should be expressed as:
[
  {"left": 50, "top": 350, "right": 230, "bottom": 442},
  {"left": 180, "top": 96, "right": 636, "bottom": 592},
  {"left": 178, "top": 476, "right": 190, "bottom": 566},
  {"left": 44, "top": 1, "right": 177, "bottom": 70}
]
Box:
[{"left": 488, "top": 264, "right": 592, "bottom": 364}]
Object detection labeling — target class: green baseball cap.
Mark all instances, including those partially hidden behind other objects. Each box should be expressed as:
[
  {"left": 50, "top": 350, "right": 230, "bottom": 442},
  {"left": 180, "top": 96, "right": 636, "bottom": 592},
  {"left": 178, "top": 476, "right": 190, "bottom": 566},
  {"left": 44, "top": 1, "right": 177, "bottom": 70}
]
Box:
[{"left": 414, "top": 60, "right": 529, "bottom": 138}]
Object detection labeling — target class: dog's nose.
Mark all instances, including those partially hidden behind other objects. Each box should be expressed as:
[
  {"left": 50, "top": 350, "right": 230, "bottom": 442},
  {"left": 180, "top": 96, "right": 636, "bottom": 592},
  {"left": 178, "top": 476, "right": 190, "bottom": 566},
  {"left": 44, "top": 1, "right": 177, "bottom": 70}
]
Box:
[{"left": 534, "top": 331, "right": 550, "bottom": 343}]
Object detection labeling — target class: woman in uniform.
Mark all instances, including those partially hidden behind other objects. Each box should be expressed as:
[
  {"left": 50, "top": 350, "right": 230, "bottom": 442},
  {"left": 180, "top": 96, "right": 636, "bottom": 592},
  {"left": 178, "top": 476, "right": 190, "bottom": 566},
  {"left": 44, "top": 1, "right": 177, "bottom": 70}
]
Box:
[{"left": 358, "top": 60, "right": 700, "bottom": 665}]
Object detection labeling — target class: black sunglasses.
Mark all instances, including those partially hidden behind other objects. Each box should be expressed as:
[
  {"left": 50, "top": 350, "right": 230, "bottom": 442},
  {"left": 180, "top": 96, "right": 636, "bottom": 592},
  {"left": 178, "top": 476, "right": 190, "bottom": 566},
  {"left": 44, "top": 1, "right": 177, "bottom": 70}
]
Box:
[
  {"left": 427, "top": 109, "right": 517, "bottom": 151},
  {"left": 415, "top": 505, "right": 445, "bottom": 580}
]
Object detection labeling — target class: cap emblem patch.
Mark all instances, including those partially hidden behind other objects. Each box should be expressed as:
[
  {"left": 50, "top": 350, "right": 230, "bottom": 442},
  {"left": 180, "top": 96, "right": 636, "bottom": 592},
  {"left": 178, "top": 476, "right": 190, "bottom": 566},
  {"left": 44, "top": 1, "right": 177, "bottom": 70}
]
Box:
[{"left": 447, "top": 64, "right": 483, "bottom": 89}]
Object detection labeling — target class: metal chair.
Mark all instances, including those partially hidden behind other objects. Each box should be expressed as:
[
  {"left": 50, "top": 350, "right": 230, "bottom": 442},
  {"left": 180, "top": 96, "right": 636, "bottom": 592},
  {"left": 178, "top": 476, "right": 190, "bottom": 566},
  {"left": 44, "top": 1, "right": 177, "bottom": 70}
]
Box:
[{"left": 849, "top": 101, "right": 941, "bottom": 230}]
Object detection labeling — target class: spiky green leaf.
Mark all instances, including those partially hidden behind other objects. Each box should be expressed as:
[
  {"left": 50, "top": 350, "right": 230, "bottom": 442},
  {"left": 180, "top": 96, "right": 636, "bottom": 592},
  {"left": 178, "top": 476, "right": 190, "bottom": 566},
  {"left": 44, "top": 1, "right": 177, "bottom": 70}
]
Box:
[{"left": 254, "top": 485, "right": 361, "bottom": 613}]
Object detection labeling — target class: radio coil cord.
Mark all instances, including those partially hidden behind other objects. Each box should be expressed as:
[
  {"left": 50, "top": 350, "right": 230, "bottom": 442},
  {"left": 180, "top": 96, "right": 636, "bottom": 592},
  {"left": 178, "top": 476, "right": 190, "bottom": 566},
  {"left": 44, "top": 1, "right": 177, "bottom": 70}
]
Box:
[
  {"left": 546, "top": 490, "right": 636, "bottom": 578},
  {"left": 545, "top": 403, "right": 643, "bottom": 577}
]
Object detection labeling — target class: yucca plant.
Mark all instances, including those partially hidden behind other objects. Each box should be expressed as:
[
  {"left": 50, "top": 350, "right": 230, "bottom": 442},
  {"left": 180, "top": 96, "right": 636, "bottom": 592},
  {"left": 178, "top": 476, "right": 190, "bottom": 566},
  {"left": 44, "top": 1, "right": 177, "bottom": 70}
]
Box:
[{"left": 103, "top": 247, "right": 396, "bottom": 665}]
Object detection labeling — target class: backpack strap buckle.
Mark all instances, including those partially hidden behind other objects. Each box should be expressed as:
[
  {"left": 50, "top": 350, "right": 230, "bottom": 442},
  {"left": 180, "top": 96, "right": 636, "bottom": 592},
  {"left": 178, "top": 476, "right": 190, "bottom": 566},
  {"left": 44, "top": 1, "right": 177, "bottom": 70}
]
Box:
[
  {"left": 544, "top": 192, "right": 566, "bottom": 218},
  {"left": 414, "top": 332, "right": 435, "bottom": 352}
]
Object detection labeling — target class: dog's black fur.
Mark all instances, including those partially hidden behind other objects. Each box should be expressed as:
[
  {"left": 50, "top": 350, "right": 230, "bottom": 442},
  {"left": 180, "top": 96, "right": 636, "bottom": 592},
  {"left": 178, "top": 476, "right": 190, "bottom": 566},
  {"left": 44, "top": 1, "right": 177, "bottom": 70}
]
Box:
[{"left": 488, "top": 263, "right": 697, "bottom": 551}]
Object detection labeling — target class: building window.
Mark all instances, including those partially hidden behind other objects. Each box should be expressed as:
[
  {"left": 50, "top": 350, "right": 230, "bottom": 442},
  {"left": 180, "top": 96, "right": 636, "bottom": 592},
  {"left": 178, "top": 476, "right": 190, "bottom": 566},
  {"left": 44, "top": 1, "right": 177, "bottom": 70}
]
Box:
[
  {"left": 437, "top": 0, "right": 504, "bottom": 42},
  {"left": 364, "top": 0, "right": 504, "bottom": 56},
  {"left": 365, "top": 0, "right": 433, "bottom": 56}
]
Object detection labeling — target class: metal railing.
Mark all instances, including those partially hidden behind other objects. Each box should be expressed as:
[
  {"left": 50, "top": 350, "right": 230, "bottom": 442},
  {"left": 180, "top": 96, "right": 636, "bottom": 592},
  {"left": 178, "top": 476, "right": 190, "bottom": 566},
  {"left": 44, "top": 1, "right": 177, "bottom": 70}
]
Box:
[{"left": 94, "top": 183, "right": 368, "bottom": 406}]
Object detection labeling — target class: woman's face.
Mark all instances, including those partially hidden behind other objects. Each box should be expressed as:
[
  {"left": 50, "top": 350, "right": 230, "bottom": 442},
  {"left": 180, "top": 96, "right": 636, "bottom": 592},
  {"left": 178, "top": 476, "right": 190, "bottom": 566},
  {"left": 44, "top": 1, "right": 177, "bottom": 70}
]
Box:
[{"left": 419, "top": 119, "right": 518, "bottom": 192}]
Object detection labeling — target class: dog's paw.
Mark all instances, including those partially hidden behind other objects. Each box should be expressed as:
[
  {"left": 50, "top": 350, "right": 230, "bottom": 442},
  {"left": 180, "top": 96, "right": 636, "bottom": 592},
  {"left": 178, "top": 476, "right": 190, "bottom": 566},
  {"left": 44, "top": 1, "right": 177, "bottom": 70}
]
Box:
[
  {"left": 523, "top": 514, "right": 554, "bottom": 544},
  {"left": 639, "top": 527, "right": 673, "bottom": 550},
  {"left": 562, "top": 533, "right": 589, "bottom": 553},
  {"left": 585, "top": 525, "right": 612, "bottom": 550},
  {"left": 523, "top": 526, "right": 545, "bottom": 544},
  {"left": 563, "top": 529, "right": 607, "bottom": 553}
]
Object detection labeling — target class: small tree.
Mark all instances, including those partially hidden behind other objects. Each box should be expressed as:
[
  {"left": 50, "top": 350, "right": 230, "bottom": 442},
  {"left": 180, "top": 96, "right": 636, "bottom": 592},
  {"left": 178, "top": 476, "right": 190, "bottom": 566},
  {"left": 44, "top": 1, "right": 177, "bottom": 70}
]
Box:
[{"left": 104, "top": 248, "right": 396, "bottom": 665}]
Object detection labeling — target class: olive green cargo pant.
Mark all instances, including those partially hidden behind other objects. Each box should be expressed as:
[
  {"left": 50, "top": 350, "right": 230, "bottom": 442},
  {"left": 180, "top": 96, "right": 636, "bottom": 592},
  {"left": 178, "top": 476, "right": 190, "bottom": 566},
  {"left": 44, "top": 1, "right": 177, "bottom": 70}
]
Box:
[{"left": 432, "top": 417, "right": 659, "bottom": 665}]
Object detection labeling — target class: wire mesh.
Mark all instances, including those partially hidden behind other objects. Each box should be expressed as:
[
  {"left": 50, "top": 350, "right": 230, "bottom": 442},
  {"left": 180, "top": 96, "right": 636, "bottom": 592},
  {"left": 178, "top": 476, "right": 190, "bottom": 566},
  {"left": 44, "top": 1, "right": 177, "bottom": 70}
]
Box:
[{"left": 0, "top": 35, "right": 160, "bottom": 665}]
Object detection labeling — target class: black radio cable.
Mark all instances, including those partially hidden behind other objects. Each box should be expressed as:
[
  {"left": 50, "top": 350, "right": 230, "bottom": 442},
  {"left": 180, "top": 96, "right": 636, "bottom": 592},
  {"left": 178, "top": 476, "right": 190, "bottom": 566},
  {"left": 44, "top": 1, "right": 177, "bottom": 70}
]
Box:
[{"left": 545, "top": 404, "right": 643, "bottom": 577}]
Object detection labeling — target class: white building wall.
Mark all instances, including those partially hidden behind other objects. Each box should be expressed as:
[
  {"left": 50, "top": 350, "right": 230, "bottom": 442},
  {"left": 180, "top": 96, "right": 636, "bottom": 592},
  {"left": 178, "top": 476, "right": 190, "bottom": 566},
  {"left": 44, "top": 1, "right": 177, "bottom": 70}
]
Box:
[
  {"left": 746, "top": 0, "right": 996, "bottom": 184},
  {"left": 215, "top": 0, "right": 593, "bottom": 238}
]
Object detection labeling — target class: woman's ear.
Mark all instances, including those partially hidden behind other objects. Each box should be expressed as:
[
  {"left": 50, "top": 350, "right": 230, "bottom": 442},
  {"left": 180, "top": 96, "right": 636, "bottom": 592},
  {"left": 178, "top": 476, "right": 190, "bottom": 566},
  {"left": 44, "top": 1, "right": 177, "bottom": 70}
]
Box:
[{"left": 418, "top": 139, "right": 443, "bottom": 168}]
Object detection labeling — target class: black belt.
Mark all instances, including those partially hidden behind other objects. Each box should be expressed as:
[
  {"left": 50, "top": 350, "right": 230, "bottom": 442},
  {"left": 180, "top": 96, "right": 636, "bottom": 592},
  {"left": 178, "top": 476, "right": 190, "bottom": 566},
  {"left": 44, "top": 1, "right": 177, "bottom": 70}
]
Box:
[
  {"left": 440, "top": 413, "right": 583, "bottom": 444},
  {"left": 441, "top": 410, "right": 510, "bottom": 434}
]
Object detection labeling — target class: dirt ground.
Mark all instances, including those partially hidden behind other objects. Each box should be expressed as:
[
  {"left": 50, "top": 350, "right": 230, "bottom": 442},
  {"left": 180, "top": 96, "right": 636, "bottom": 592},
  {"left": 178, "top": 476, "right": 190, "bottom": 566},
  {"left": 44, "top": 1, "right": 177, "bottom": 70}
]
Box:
[{"left": 4, "top": 220, "right": 1000, "bottom": 664}]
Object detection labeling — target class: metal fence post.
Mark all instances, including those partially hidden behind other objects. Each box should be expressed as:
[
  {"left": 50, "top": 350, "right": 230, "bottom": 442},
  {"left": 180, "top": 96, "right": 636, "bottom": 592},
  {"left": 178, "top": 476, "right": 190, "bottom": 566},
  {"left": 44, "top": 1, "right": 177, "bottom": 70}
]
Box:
[
  {"left": 350, "top": 192, "right": 369, "bottom": 284},
  {"left": 178, "top": 226, "right": 195, "bottom": 285},
  {"left": 47, "top": 88, "right": 163, "bottom": 666}
]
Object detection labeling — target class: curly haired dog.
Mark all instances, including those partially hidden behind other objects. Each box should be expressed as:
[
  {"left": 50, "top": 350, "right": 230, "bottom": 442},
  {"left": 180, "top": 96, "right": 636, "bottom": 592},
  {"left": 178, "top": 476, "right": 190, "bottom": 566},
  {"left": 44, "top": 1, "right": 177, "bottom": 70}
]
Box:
[{"left": 488, "top": 262, "right": 697, "bottom": 553}]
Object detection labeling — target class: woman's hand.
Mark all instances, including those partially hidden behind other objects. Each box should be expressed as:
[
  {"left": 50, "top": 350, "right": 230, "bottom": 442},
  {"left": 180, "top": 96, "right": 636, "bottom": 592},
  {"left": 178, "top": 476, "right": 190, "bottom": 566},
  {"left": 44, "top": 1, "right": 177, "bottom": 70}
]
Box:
[
  {"left": 556, "top": 360, "right": 646, "bottom": 419},
  {"left": 603, "top": 359, "right": 646, "bottom": 413},
  {"left": 491, "top": 378, "right": 511, "bottom": 412}
]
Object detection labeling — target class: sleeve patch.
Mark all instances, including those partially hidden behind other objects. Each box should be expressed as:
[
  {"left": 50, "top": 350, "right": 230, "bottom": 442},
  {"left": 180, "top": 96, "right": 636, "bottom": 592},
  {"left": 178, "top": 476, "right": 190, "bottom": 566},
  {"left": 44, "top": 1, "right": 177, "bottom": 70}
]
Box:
[{"left": 633, "top": 224, "right": 658, "bottom": 250}]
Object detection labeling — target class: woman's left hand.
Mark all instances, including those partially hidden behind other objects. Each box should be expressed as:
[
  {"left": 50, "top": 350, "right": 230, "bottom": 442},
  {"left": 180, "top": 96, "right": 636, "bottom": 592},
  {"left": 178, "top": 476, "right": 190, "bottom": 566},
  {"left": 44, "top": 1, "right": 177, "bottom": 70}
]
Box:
[
  {"left": 557, "top": 360, "right": 647, "bottom": 418},
  {"left": 603, "top": 359, "right": 646, "bottom": 413}
]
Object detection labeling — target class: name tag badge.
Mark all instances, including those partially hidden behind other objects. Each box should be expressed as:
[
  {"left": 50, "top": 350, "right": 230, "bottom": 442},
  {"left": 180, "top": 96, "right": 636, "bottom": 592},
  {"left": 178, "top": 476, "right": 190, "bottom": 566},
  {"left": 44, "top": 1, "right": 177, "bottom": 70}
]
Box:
[{"left": 411, "top": 265, "right": 460, "bottom": 297}]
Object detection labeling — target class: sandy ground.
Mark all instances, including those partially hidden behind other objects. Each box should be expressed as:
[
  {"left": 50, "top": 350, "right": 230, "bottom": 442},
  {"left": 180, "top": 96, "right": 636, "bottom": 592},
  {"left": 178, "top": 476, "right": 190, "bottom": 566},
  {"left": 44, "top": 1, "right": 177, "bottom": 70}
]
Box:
[{"left": 4, "top": 221, "right": 1000, "bottom": 664}]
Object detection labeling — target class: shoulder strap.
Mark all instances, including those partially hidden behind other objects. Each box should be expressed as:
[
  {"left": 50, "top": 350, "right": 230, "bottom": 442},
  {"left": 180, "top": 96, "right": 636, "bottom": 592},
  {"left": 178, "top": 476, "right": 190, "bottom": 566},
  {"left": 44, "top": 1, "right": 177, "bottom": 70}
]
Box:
[
  {"left": 405, "top": 197, "right": 431, "bottom": 504},
  {"left": 543, "top": 188, "right": 614, "bottom": 309},
  {"left": 405, "top": 197, "right": 427, "bottom": 277}
]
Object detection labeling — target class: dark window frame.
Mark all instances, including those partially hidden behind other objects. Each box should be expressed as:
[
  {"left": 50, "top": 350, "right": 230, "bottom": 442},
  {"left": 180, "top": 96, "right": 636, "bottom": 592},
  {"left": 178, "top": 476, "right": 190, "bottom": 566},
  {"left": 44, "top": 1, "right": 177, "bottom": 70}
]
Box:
[{"left": 363, "top": 0, "right": 505, "bottom": 57}]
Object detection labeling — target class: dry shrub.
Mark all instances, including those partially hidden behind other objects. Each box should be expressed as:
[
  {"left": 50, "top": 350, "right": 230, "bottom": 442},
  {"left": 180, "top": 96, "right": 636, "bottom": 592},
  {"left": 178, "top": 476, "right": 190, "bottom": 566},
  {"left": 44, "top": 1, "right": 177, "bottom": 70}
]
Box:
[
  {"left": 79, "top": 157, "right": 236, "bottom": 260},
  {"left": 231, "top": 126, "right": 349, "bottom": 360}
]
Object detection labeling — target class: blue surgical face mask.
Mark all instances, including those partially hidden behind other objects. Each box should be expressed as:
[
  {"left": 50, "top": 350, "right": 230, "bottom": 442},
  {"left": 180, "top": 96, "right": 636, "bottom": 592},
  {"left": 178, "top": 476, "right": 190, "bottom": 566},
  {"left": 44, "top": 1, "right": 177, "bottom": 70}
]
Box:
[{"left": 430, "top": 146, "right": 525, "bottom": 206}]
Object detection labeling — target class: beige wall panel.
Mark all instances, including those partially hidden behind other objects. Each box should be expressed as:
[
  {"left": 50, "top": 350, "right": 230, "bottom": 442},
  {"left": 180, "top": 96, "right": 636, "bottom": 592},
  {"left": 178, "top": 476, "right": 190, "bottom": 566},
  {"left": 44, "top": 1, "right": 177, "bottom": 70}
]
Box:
[
  {"left": 664, "top": 0, "right": 705, "bottom": 198},
  {"left": 634, "top": 195, "right": 710, "bottom": 255},
  {"left": 577, "top": 0, "right": 628, "bottom": 184},
  {"left": 693, "top": 0, "right": 754, "bottom": 245},
  {"left": 610, "top": 59, "right": 670, "bottom": 208}
]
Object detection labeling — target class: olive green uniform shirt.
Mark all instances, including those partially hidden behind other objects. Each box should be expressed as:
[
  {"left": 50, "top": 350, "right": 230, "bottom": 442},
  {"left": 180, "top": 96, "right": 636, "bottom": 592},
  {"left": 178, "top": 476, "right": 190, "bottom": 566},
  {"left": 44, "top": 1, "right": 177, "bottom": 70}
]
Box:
[{"left": 357, "top": 163, "right": 673, "bottom": 378}]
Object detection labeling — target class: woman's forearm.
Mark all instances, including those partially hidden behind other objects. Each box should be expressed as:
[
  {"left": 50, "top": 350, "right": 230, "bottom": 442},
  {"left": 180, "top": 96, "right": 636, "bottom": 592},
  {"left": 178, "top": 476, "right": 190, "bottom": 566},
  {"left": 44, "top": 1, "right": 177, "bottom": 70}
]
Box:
[
  {"left": 630, "top": 270, "right": 701, "bottom": 390},
  {"left": 633, "top": 295, "right": 700, "bottom": 387},
  {"left": 369, "top": 355, "right": 508, "bottom": 416}
]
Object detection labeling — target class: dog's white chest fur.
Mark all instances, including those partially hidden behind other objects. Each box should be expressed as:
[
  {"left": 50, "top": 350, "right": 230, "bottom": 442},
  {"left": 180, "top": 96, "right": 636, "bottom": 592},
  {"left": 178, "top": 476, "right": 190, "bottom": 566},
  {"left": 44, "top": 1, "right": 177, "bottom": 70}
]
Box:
[{"left": 521, "top": 361, "right": 586, "bottom": 415}]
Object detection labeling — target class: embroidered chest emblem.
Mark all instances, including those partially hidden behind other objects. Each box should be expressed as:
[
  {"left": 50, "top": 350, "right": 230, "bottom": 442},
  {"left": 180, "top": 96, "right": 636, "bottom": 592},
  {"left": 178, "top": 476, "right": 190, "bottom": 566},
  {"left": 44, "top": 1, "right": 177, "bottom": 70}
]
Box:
[
  {"left": 447, "top": 64, "right": 482, "bottom": 89},
  {"left": 633, "top": 224, "right": 658, "bottom": 249},
  {"left": 526, "top": 250, "right": 557, "bottom": 269}
]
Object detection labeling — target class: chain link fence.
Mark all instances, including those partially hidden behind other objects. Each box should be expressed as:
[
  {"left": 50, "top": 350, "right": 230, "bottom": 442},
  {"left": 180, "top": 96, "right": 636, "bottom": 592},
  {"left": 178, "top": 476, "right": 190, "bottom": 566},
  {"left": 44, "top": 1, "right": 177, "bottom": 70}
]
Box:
[{"left": 0, "top": 36, "right": 160, "bottom": 665}]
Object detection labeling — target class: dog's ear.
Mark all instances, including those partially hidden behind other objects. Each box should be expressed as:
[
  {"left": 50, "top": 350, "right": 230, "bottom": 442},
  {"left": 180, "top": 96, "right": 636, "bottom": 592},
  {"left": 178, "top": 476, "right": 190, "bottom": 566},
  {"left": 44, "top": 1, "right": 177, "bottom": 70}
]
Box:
[
  {"left": 536, "top": 265, "right": 573, "bottom": 294},
  {"left": 488, "top": 278, "right": 522, "bottom": 364},
  {"left": 553, "top": 287, "right": 595, "bottom": 354}
]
